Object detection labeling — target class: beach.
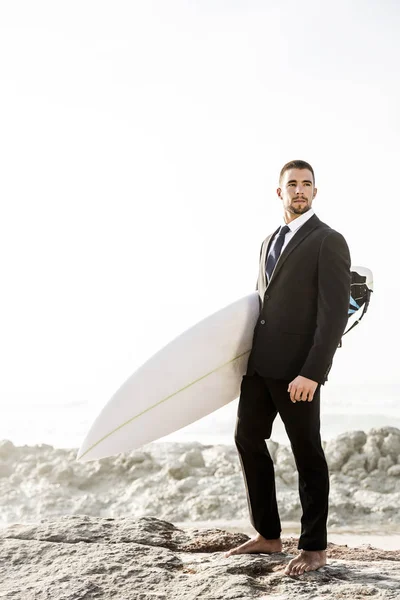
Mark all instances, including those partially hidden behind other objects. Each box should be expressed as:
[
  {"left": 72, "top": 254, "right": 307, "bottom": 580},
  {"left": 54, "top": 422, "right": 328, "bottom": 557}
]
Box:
[
  {"left": 1, "top": 426, "right": 400, "bottom": 597},
  {"left": 2, "top": 515, "right": 400, "bottom": 599}
]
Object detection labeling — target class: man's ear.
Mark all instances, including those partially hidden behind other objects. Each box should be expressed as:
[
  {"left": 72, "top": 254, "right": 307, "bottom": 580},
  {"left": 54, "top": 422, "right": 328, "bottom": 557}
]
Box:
[
  {"left": 276, "top": 187, "right": 282, "bottom": 199},
  {"left": 313, "top": 187, "right": 318, "bottom": 198}
]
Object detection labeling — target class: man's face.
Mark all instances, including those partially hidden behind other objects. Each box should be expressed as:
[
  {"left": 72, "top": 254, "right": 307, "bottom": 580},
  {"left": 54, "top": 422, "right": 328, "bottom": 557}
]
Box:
[{"left": 277, "top": 168, "right": 317, "bottom": 219}]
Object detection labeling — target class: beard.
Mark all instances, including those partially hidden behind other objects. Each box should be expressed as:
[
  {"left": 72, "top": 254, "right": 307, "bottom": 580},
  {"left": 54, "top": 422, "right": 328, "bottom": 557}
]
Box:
[{"left": 289, "top": 202, "right": 310, "bottom": 215}]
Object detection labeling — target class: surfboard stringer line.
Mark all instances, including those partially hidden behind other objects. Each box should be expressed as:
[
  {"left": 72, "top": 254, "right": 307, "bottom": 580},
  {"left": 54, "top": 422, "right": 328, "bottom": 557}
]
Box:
[{"left": 78, "top": 348, "right": 252, "bottom": 461}]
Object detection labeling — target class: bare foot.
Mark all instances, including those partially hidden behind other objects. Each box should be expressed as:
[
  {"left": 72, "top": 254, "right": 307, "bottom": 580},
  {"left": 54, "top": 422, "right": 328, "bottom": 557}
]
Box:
[
  {"left": 224, "top": 534, "right": 282, "bottom": 558},
  {"left": 285, "top": 550, "right": 326, "bottom": 576}
]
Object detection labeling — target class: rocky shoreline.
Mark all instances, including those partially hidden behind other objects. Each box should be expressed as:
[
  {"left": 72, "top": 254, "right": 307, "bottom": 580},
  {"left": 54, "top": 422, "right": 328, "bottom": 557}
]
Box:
[
  {"left": 1, "top": 515, "right": 399, "bottom": 599},
  {"left": 1, "top": 426, "right": 400, "bottom": 532}
]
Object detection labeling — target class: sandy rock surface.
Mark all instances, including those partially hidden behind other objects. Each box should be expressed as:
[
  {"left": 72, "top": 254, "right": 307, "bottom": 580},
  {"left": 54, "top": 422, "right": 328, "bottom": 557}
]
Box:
[
  {"left": 1, "top": 515, "right": 399, "bottom": 599},
  {"left": 1, "top": 427, "right": 400, "bottom": 531}
]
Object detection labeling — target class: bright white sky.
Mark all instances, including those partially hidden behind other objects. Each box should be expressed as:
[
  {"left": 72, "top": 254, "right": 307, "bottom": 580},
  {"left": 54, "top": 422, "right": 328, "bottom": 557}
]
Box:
[{"left": 1, "top": 0, "right": 399, "bottom": 412}]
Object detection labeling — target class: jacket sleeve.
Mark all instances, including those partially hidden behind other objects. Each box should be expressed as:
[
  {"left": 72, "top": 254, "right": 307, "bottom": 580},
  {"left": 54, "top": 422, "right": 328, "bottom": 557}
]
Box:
[{"left": 299, "top": 231, "right": 351, "bottom": 384}]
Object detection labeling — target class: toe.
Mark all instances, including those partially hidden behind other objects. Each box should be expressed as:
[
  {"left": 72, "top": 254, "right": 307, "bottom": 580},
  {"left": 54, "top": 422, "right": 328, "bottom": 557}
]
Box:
[
  {"left": 296, "top": 562, "right": 305, "bottom": 575},
  {"left": 284, "top": 564, "right": 293, "bottom": 576}
]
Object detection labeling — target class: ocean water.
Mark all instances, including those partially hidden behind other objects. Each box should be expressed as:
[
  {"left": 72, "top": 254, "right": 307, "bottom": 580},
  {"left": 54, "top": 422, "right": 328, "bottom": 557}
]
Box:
[{"left": 1, "top": 383, "right": 399, "bottom": 450}]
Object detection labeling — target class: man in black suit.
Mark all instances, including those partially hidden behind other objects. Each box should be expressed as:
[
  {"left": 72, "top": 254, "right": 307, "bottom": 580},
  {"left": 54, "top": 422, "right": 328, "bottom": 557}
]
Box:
[{"left": 225, "top": 160, "right": 351, "bottom": 576}]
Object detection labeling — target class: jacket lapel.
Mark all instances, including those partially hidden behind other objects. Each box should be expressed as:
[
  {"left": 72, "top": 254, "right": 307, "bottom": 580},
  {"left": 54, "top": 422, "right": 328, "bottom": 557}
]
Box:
[
  {"left": 264, "top": 227, "right": 280, "bottom": 259},
  {"left": 267, "top": 214, "right": 321, "bottom": 289},
  {"left": 257, "top": 227, "right": 280, "bottom": 300}
]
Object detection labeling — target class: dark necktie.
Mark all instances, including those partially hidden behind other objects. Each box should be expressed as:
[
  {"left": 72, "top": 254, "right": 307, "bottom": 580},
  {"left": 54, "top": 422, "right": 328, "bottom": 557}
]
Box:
[{"left": 265, "top": 225, "right": 290, "bottom": 281}]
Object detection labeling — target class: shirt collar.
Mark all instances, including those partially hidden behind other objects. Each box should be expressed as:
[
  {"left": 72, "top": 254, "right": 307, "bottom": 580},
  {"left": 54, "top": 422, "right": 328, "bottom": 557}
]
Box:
[{"left": 283, "top": 207, "right": 315, "bottom": 233}]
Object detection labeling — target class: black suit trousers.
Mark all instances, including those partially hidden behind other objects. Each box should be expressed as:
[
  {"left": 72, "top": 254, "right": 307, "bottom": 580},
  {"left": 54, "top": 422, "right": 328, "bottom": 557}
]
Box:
[{"left": 235, "top": 370, "right": 329, "bottom": 551}]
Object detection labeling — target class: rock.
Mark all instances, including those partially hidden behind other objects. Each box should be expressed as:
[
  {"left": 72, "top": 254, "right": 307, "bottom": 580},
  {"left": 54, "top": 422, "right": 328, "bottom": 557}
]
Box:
[
  {"left": 370, "top": 426, "right": 400, "bottom": 439},
  {"left": 325, "top": 437, "right": 350, "bottom": 472},
  {"left": 362, "top": 438, "right": 381, "bottom": 472},
  {"left": 0, "top": 462, "right": 12, "bottom": 477},
  {"left": 1, "top": 428, "right": 400, "bottom": 532},
  {"left": 0, "top": 515, "right": 399, "bottom": 599},
  {"left": 325, "top": 431, "right": 367, "bottom": 472},
  {"left": 186, "top": 496, "right": 222, "bottom": 520},
  {"left": 127, "top": 450, "right": 152, "bottom": 464},
  {"left": 0, "top": 439, "right": 15, "bottom": 457},
  {"left": 166, "top": 462, "right": 192, "bottom": 480},
  {"left": 347, "top": 430, "right": 368, "bottom": 451},
  {"left": 341, "top": 453, "right": 367, "bottom": 475},
  {"left": 378, "top": 456, "right": 394, "bottom": 472},
  {"left": 381, "top": 433, "right": 400, "bottom": 460},
  {"left": 327, "top": 486, "right": 364, "bottom": 527},
  {"left": 388, "top": 465, "right": 400, "bottom": 477},
  {"left": 180, "top": 449, "right": 206, "bottom": 468},
  {"left": 275, "top": 444, "right": 297, "bottom": 486},
  {"left": 266, "top": 439, "right": 279, "bottom": 461}
]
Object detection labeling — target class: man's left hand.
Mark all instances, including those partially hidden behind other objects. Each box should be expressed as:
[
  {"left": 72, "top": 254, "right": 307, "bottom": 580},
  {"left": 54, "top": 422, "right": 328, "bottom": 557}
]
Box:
[{"left": 288, "top": 376, "right": 318, "bottom": 403}]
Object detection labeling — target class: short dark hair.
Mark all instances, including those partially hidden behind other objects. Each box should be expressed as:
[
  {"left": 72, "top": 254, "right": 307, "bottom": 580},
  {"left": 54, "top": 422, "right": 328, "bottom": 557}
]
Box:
[{"left": 279, "top": 160, "right": 315, "bottom": 186}]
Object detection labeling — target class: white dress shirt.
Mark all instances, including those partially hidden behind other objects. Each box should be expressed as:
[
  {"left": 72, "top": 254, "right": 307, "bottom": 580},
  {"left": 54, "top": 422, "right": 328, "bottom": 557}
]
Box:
[{"left": 267, "top": 208, "right": 315, "bottom": 259}]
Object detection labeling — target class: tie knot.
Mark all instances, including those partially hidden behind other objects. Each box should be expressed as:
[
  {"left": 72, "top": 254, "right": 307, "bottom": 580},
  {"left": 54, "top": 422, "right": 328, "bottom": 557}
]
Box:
[{"left": 279, "top": 225, "right": 290, "bottom": 237}]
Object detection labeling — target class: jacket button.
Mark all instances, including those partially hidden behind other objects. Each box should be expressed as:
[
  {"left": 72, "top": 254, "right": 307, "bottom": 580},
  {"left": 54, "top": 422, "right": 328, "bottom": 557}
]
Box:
[
  {"left": 260, "top": 320, "right": 265, "bottom": 325},
  {"left": 265, "top": 294, "right": 270, "bottom": 300}
]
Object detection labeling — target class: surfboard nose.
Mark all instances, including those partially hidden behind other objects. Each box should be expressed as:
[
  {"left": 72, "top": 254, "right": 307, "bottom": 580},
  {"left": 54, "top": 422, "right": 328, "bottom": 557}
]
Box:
[{"left": 76, "top": 292, "right": 260, "bottom": 462}]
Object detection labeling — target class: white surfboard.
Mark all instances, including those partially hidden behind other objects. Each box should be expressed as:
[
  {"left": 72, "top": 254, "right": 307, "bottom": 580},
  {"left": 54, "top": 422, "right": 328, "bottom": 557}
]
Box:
[
  {"left": 77, "top": 265, "right": 373, "bottom": 462},
  {"left": 77, "top": 292, "right": 260, "bottom": 462}
]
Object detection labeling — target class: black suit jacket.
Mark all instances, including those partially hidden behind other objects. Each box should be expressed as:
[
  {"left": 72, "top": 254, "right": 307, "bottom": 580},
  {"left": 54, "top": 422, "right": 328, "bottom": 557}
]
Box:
[{"left": 246, "top": 214, "right": 351, "bottom": 385}]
